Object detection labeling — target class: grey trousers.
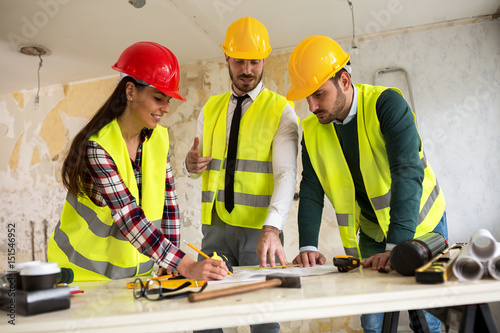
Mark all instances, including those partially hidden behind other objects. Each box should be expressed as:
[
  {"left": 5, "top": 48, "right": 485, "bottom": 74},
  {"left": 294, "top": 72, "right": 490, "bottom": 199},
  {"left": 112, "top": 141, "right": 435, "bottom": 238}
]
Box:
[{"left": 194, "top": 209, "right": 281, "bottom": 333}]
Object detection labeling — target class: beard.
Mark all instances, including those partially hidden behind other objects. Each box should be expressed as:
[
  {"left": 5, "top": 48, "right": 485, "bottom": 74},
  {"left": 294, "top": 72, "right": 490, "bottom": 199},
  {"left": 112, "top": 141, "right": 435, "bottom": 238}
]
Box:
[
  {"left": 228, "top": 66, "right": 264, "bottom": 94},
  {"left": 316, "top": 87, "right": 347, "bottom": 124}
]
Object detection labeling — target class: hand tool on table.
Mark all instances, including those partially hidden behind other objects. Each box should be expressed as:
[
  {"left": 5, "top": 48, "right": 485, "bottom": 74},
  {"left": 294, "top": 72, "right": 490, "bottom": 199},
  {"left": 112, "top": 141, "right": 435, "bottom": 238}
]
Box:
[
  {"left": 210, "top": 251, "right": 234, "bottom": 273},
  {"left": 415, "top": 242, "right": 466, "bottom": 284},
  {"left": 333, "top": 255, "right": 363, "bottom": 272},
  {"left": 187, "top": 274, "right": 302, "bottom": 303},
  {"left": 126, "top": 276, "right": 206, "bottom": 289}
]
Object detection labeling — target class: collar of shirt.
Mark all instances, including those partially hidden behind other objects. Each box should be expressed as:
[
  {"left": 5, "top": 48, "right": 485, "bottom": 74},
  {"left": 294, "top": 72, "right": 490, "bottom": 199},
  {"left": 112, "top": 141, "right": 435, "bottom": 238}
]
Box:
[
  {"left": 332, "top": 84, "right": 358, "bottom": 125},
  {"left": 226, "top": 81, "right": 264, "bottom": 143},
  {"left": 230, "top": 81, "right": 264, "bottom": 103}
]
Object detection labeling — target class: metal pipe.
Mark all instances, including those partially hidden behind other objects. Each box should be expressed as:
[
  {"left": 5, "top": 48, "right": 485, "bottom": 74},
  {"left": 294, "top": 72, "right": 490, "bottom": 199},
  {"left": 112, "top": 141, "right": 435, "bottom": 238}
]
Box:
[
  {"left": 373, "top": 66, "right": 416, "bottom": 114},
  {"left": 346, "top": 0, "right": 359, "bottom": 52}
]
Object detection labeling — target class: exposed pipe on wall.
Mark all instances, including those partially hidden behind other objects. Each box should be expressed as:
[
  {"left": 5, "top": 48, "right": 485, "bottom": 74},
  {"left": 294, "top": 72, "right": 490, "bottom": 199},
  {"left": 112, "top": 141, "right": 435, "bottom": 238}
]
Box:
[{"left": 373, "top": 66, "right": 416, "bottom": 114}]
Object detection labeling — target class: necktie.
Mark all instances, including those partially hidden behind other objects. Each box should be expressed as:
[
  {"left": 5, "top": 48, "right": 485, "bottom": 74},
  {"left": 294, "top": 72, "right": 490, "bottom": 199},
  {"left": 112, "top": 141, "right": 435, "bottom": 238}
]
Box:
[{"left": 225, "top": 94, "right": 249, "bottom": 213}]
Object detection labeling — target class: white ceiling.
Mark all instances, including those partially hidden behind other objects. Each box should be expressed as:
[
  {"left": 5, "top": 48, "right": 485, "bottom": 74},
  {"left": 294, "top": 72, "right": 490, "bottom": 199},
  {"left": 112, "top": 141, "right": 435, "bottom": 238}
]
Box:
[{"left": 1, "top": 0, "right": 499, "bottom": 96}]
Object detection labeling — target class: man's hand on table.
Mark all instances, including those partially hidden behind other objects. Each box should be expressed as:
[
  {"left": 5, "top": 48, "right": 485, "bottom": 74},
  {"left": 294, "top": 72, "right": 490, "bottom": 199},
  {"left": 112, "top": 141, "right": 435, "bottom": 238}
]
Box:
[
  {"left": 292, "top": 251, "right": 326, "bottom": 267},
  {"left": 363, "top": 250, "right": 391, "bottom": 271},
  {"left": 257, "top": 225, "right": 288, "bottom": 268}
]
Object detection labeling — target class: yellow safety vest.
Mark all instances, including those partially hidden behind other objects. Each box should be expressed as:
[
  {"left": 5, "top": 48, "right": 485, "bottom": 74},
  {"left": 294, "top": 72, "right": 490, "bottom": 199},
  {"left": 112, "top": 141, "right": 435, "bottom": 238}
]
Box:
[
  {"left": 302, "top": 84, "right": 445, "bottom": 258},
  {"left": 48, "top": 118, "right": 169, "bottom": 281},
  {"left": 201, "top": 89, "right": 293, "bottom": 229}
]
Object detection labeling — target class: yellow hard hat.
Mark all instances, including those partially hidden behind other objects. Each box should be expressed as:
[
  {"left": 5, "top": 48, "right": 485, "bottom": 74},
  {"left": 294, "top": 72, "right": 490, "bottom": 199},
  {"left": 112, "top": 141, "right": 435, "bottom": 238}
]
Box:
[
  {"left": 222, "top": 16, "right": 271, "bottom": 60},
  {"left": 286, "top": 35, "right": 350, "bottom": 101}
]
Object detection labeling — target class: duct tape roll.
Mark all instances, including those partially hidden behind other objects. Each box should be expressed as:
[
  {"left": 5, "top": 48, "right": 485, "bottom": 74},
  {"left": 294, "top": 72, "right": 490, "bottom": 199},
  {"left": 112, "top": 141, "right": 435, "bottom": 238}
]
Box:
[
  {"left": 452, "top": 243, "right": 484, "bottom": 281},
  {"left": 469, "top": 229, "right": 498, "bottom": 261},
  {"left": 487, "top": 243, "right": 500, "bottom": 280}
]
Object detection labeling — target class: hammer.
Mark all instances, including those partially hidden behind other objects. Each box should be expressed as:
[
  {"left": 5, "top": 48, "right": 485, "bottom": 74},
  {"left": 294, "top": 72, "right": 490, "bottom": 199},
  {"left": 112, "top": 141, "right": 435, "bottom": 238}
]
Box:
[{"left": 187, "top": 274, "right": 302, "bottom": 302}]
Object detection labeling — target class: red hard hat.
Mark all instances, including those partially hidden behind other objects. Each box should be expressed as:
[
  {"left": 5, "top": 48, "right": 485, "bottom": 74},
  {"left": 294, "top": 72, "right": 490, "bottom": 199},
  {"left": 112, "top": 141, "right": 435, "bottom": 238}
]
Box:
[{"left": 112, "top": 42, "right": 185, "bottom": 101}]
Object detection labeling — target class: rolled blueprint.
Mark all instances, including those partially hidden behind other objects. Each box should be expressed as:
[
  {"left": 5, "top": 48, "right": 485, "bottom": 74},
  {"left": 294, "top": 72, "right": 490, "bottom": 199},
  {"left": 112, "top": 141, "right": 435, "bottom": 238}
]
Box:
[
  {"left": 469, "top": 229, "right": 498, "bottom": 261},
  {"left": 452, "top": 243, "right": 484, "bottom": 281},
  {"left": 488, "top": 243, "right": 500, "bottom": 280}
]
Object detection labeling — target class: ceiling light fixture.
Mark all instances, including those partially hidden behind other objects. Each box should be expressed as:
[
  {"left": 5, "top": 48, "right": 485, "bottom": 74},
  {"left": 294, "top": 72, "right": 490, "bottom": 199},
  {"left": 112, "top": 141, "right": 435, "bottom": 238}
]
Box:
[
  {"left": 129, "top": 0, "right": 146, "bottom": 8},
  {"left": 346, "top": 0, "right": 359, "bottom": 55},
  {"left": 20, "top": 45, "right": 49, "bottom": 110}
]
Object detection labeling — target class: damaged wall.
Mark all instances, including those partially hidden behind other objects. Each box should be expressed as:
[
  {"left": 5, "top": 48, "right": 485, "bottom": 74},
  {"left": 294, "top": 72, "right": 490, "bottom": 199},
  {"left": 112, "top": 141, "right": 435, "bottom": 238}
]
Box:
[{"left": 1, "top": 18, "right": 499, "bottom": 332}]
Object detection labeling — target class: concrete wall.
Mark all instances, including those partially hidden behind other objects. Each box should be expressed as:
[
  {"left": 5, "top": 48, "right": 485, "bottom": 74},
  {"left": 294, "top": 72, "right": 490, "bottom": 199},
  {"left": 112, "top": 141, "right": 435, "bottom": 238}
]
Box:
[{"left": 1, "top": 17, "right": 499, "bottom": 333}]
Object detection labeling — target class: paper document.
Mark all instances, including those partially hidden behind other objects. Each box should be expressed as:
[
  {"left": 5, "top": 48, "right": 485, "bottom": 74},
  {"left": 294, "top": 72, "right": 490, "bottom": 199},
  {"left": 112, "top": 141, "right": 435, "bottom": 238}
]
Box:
[{"left": 209, "top": 264, "right": 338, "bottom": 285}]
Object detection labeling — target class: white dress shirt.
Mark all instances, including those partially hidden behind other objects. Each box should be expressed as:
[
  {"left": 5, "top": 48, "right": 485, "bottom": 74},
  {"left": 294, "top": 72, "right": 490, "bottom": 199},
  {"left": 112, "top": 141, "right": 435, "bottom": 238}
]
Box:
[{"left": 183, "top": 81, "right": 299, "bottom": 231}]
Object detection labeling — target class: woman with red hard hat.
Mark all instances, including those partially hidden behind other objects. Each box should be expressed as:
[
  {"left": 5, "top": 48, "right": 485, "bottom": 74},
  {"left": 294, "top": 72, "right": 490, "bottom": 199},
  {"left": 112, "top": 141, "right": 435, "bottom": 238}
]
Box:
[{"left": 48, "top": 42, "right": 228, "bottom": 281}]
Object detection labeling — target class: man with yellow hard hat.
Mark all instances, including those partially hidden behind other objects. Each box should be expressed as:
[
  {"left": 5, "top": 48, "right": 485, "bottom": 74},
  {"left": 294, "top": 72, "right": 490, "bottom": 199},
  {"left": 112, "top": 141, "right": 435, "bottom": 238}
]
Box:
[
  {"left": 287, "top": 35, "right": 447, "bottom": 332},
  {"left": 184, "top": 17, "right": 298, "bottom": 333}
]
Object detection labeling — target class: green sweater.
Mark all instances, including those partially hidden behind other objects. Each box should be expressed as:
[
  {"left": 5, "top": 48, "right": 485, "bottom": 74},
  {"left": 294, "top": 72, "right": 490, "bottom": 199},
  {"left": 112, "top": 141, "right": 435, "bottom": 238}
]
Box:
[{"left": 298, "top": 88, "right": 424, "bottom": 248}]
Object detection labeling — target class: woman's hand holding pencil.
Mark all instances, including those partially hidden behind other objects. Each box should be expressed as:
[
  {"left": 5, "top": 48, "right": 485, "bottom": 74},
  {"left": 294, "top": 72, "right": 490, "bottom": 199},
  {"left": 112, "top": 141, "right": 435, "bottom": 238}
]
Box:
[{"left": 184, "top": 240, "right": 232, "bottom": 275}]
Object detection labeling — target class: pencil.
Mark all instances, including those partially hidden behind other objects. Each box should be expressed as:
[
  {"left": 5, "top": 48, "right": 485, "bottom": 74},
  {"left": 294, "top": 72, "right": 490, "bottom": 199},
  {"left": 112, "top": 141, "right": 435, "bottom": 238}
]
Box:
[
  {"left": 183, "top": 240, "right": 232, "bottom": 274},
  {"left": 184, "top": 240, "right": 210, "bottom": 259},
  {"left": 152, "top": 274, "right": 174, "bottom": 280}
]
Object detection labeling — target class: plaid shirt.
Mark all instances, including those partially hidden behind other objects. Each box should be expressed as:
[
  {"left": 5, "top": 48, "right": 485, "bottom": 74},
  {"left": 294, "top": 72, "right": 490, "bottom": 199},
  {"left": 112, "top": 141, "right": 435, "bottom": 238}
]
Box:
[{"left": 84, "top": 130, "right": 185, "bottom": 271}]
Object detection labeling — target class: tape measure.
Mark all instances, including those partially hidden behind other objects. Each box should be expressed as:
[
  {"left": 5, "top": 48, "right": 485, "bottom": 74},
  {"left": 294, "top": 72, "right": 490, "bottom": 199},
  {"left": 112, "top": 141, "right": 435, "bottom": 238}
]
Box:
[
  {"left": 211, "top": 251, "right": 233, "bottom": 273},
  {"left": 333, "top": 255, "right": 362, "bottom": 272}
]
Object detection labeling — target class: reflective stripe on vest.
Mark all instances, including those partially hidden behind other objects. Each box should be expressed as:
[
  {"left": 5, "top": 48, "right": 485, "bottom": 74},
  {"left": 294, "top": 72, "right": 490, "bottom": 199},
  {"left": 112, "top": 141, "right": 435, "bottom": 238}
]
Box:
[
  {"left": 368, "top": 153, "right": 440, "bottom": 224},
  {"left": 202, "top": 158, "right": 274, "bottom": 206},
  {"left": 48, "top": 119, "right": 169, "bottom": 280},
  {"left": 201, "top": 89, "right": 293, "bottom": 229},
  {"left": 50, "top": 211, "right": 160, "bottom": 279},
  {"left": 336, "top": 213, "right": 360, "bottom": 257},
  {"left": 302, "top": 84, "right": 445, "bottom": 257}
]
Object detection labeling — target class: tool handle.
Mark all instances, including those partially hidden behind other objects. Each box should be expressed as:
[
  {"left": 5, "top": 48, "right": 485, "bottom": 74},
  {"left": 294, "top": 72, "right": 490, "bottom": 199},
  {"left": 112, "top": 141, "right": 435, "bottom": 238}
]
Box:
[{"left": 188, "top": 278, "right": 282, "bottom": 302}]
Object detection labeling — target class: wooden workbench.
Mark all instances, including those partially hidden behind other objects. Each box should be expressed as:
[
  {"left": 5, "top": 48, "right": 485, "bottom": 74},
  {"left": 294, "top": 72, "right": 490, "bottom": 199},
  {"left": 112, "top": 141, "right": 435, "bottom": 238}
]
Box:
[{"left": 2, "top": 266, "right": 500, "bottom": 332}]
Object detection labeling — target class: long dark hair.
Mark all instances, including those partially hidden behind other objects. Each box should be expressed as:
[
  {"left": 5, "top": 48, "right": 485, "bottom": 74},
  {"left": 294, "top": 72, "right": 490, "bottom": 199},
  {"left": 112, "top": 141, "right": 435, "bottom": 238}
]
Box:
[{"left": 61, "top": 76, "right": 147, "bottom": 197}]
